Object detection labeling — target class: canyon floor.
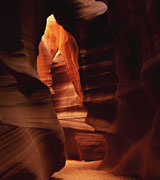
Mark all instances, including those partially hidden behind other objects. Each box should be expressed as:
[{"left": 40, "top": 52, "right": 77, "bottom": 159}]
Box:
[{"left": 52, "top": 160, "right": 138, "bottom": 180}]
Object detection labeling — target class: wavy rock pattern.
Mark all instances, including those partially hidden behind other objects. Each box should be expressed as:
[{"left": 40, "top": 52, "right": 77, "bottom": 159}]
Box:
[
  {"left": 64, "top": 129, "right": 106, "bottom": 161},
  {"left": 77, "top": 13, "right": 118, "bottom": 133},
  {"left": 38, "top": 15, "right": 107, "bottom": 161},
  {"left": 0, "top": 1, "right": 66, "bottom": 179},
  {"left": 1, "top": 0, "right": 160, "bottom": 180},
  {"left": 100, "top": 1, "right": 160, "bottom": 180}
]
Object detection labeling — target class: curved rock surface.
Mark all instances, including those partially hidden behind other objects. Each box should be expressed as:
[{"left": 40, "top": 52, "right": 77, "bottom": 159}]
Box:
[
  {"left": 100, "top": 1, "right": 160, "bottom": 180},
  {"left": 0, "top": 1, "right": 67, "bottom": 179},
  {"left": 38, "top": 15, "right": 107, "bottom": 161},
  {"left": 1, "top": 0, "right": 160, "bottom": 180},
  {"left": 0, "top": 0, "right": 108, "bottom": 178}
]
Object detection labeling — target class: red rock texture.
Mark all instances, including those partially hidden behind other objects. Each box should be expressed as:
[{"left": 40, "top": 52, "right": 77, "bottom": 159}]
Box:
[
  {"left": 37, "top": 0, "right": 160, "bottom": 179},
  {"left": 1, "top": 0, "right": 160, "bottom": 180},
  {"left": 100, "top": 1, "right": 160, "bottom": 180},
  {"left": 38, "top": 16, "right": 107, "bottom": 162},
  {"left": 0, "top": 1, "right": 67, "bottom": 179}
]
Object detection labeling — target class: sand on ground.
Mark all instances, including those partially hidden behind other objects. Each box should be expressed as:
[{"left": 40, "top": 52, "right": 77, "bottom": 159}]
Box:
[{"left": 52, "top": 160, "right": 139, "bottom": 180}]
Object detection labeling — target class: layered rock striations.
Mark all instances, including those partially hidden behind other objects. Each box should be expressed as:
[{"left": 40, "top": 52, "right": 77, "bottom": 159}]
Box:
[
  {"left": 0, "top": 1, "right": 67, "bottom": 179},
  {"left": 2, "top": 0, "right": 160, "bottom": 180},
  {"left": 78, "top": 12, "right": 117, "bottom": 133},
  {"left": 49, "top": 1, "right": 160, "bottom": 179},
  {"left": 38, "top": 15, "right": 107, "bottom": 161},
  {"left": 100, "top": 1, "right": 160, "bottom": 180}
]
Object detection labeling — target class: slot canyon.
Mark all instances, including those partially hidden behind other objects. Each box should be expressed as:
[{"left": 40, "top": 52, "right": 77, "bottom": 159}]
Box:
[{"left": 0, "top": 1, "right": 160, "bottom": 180}]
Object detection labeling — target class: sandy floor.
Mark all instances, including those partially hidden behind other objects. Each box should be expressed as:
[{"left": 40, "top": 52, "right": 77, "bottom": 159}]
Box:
[{"left": 52, "top": 160, "right": 138, "bottom": 180}]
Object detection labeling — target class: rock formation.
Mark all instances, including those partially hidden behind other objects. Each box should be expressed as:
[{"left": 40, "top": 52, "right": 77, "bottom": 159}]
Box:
[
  {"left": 37, "top": 15, "right": 107, "bottom": 161},
  {"left": 0, "top": 1, "right": 66, "bottom": 180},
  {"left": 1, "top": 0, "right": 160, "bottom": 180},
  {"left": 0, "top": 0, "right": 108, "bottom": 179},
  {"left": 101, "top": 1, "right": 160, "bottom": 180}
]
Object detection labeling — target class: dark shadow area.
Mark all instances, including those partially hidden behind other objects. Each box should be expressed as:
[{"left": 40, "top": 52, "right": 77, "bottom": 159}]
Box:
[{"left": 51, "top": 177, "right": 63, "bottom": 180}]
